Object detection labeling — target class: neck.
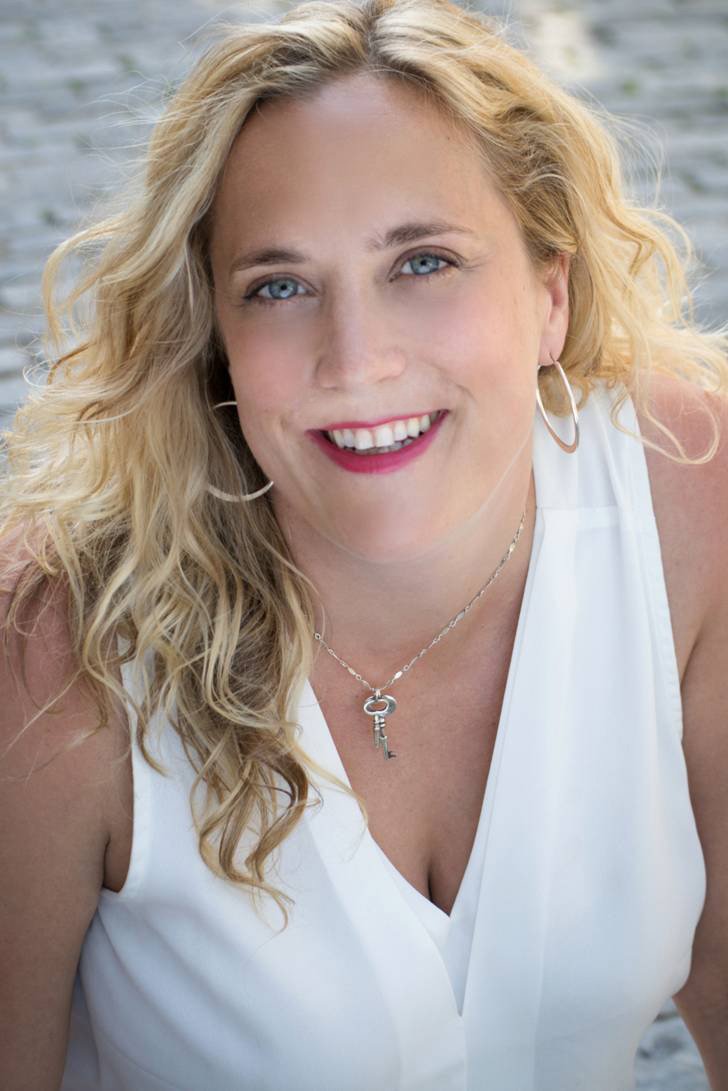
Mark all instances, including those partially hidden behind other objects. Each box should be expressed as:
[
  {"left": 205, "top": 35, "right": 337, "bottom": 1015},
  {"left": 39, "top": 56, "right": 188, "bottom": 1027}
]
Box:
[{"left": 277, "top": 459, "right": 537, "bottom": 688}]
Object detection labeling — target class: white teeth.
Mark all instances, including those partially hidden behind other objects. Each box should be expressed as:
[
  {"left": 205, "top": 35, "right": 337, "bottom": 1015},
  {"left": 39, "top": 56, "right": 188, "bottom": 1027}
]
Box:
[
  {"left": 354, "top": 429, "right": 374, "bottom": 451},
  {"left": 325, "top": 411, "right": 440, "bottom": 450},
  {"left": 373, "top": 423, "right": 395, "bottom": 447}
]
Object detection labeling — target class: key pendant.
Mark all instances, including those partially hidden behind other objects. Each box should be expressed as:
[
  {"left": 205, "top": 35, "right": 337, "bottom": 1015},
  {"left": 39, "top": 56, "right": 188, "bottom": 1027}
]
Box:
[{"left": 363, "top": 691, "right": 398, "bottom": 760}]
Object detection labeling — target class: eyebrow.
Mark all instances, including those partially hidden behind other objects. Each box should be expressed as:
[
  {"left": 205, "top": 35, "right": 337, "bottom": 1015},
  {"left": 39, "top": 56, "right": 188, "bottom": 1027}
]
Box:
[{"left": 227, "top": 219, "right": 477, "bottom": 277}]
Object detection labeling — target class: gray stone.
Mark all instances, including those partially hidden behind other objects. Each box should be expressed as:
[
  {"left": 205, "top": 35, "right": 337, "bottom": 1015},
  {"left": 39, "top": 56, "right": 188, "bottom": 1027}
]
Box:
[
  {"left": 0, "top": 346, "right": 28, "bottom": 377},
  {"left": 0, "top": 373, "right": 33, "bottom": 413}
]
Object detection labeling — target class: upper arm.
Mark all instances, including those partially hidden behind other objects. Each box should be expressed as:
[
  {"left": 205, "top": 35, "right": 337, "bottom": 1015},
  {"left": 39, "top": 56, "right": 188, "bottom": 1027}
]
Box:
[
  {"left": 673, "top": 576, "right": 728, "bottom": 1086},
  {"left": 669, "top": 386, "right": 728, "bottom": 1087},
  {"left": 0, "top": 542, "right": 128, "bottom": 1091}
]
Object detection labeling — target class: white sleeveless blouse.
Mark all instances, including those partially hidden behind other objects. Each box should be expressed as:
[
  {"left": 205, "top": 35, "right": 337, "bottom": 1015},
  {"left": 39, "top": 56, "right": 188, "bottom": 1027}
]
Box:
[{"left": 61, "top": 378, "right": 706, "bottom": 1090}]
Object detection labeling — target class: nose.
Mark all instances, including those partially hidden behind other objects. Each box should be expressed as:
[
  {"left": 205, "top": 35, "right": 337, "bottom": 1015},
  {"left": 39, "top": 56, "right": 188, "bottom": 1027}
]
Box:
[{"left": 314, "top": 290, "right": 407, "bottom": 391}]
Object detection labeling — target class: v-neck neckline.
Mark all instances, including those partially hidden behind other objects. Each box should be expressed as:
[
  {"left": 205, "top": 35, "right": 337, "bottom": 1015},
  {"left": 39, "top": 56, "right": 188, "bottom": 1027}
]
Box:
[{"left": 299, "top": 496, "right": 545, "bottom": 927}]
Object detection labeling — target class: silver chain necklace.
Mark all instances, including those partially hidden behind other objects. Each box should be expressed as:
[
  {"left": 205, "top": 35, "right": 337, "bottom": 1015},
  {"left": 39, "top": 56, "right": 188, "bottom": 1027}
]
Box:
[{"left": 313, "top": 504, "right": 528, "bottom": 760}]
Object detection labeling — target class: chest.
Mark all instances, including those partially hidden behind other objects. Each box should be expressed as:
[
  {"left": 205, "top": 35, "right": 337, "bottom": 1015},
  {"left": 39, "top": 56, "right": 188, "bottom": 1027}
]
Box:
[
  {"left": 313, "top": 628, "right": 516, "bottom": 916},
  {"left": 311, "top": 500, "right": 704, "bottom": 919}
]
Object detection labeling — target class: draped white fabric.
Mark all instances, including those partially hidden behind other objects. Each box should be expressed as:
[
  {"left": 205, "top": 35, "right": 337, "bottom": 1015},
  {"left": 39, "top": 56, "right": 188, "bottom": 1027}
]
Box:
[{"left": 62, "top": 380, "right": 705, "bottom": 1091}]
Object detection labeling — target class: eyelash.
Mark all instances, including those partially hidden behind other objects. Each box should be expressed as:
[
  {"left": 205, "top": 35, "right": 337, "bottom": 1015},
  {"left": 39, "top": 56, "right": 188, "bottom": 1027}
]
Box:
[{"left": 241, "top": 251, "right": 459, "bottom": 306}]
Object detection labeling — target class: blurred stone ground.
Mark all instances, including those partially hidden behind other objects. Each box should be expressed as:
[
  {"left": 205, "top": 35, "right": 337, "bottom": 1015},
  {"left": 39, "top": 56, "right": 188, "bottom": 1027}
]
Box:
[{"left": 1, "top": 1, "right": 725, "bottom": 1086}]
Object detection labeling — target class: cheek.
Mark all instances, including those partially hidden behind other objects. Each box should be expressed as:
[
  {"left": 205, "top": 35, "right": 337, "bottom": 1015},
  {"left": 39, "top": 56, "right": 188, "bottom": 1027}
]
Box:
[
  {"left": 422, "top": 277, "right": 527, "bottom": 360},
  {"left": 232, "top": 366, "right": 293, "bottom": 413},
  {"left": 216, "top": 298, "right": 306, "bottom": 413},
  {"left": 227, "top": 339, "right": 306, "bottom": 422},
  {"left": 427, "top": 307, "right": 522, "bottom": 391}
]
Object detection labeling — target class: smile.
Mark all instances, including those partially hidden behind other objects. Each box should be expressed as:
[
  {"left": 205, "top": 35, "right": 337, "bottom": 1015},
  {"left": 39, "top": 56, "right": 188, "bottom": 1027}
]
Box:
[
  {"left": 324, "top": 410, "right": 444, "bottom": 453},
  {"left": 309, "top": 410, "right": 448, "bottom": 475}
]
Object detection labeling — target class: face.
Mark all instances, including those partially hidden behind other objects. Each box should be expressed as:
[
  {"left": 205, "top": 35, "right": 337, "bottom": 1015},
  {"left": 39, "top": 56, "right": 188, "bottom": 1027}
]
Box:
[{"left": 209, "top": 72, "right": 569, "bottom": 564}]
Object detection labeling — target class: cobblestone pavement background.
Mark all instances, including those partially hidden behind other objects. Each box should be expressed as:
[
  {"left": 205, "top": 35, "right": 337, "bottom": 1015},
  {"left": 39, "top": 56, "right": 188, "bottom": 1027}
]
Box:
[{"left": 1, "top": 1, "right": 725, "bottom": 1087}]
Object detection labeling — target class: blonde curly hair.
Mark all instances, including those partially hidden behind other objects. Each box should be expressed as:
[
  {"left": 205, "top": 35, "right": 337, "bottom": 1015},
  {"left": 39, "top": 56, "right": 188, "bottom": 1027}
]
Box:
[{"left": 2, "top": 0, "right": 727, "bottom": 928}]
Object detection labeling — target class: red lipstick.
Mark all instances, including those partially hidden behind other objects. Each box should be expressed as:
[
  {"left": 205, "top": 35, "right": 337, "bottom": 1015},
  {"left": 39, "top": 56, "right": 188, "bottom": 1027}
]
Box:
[{"left": 308, "top": 411, "right": 448, "bottom": 475}]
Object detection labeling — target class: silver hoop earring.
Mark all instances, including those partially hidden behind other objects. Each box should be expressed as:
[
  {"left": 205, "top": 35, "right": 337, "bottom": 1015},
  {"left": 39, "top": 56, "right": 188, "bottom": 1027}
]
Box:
[
  {"left": 536, "top": 353, "right": 580, "bottom": 454},
  {"left": 207, "top": 400, "right": 274, "bottom": 502}
]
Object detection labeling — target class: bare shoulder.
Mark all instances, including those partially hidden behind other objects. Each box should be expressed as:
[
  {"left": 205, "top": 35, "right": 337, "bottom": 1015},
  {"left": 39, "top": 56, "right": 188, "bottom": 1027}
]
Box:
[
  {"left": 632, "top": 370, "right": 728, "bottom": 682},
  {"left": 630, "top": 372, "right": 728, "bottom": 1070},
  {"left": 0, "top": 528, "right": 133, "bottom": 898},
  {"left": 0, "top": 528, "right": 134, "bottom": 1086},
  {"left": 634, "top": 376, "right": 728, "bottom": 1072},
  {"left": 0, "top": 529, "right": 131, "bottom": 830}
]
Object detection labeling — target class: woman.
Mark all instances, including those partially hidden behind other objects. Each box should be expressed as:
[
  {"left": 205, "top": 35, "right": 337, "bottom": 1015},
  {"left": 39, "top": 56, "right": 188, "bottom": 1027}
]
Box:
[{"left": 1, "top": 0, "right": 727, "bottom": 1087}]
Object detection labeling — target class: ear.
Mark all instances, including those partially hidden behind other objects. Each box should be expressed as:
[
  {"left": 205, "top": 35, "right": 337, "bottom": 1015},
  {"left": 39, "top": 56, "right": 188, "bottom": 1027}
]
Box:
[{"left": 537, "top": 252, "right": 570, "bottom": 366}]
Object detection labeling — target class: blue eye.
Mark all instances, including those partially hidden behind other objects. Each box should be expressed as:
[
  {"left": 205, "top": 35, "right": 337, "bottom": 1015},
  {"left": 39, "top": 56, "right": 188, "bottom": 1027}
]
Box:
[
  {"left": 242, "top": 251, "right": 457, "bottom": 306},
  {"left": 400, "top": 253, "right": 452, "bottom": 277},
  {"left": 245, "top": 276, "right": 303, "bottom": 304}
]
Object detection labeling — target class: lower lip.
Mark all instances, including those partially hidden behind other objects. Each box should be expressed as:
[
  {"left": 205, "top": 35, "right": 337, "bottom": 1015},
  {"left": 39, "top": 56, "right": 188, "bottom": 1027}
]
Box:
[{"left": 308, "top": 412, "right": 448, "bottom": 474}]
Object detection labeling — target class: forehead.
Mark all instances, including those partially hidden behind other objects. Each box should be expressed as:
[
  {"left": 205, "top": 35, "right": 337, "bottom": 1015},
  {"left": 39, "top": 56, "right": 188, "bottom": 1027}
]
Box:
[{"left": 211, "top": 72, "right": 514, "bottom": 241}]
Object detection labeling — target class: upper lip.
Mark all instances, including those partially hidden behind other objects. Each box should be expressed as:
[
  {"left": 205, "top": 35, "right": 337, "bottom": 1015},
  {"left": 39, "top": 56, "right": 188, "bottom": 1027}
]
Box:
[{"left": 315, "top": 409, "right": 444, "bottom": 432}]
